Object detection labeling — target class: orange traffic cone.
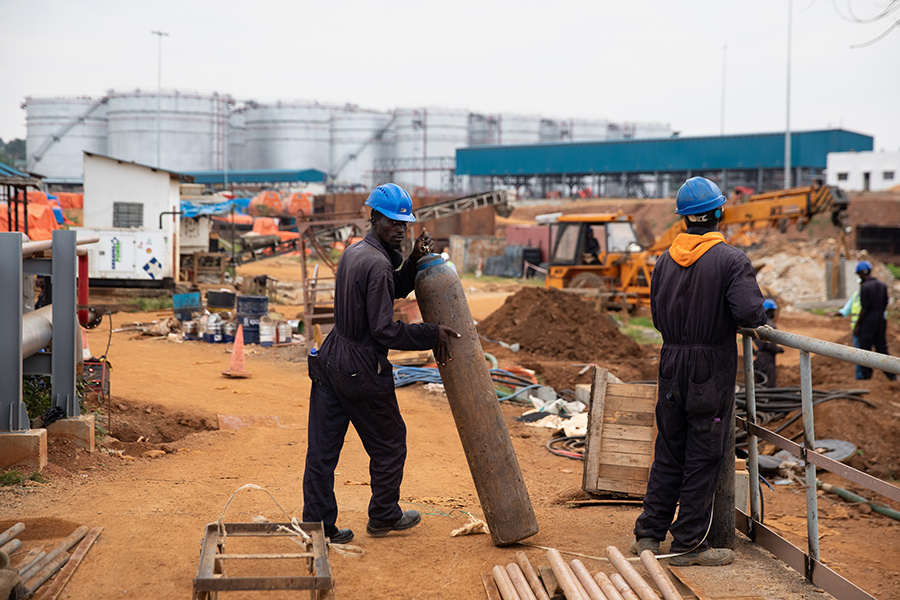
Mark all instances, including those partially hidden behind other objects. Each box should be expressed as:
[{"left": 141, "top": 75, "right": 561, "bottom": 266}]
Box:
[{"left": 222, "top": 325, "right": 252, "bottom": 378}]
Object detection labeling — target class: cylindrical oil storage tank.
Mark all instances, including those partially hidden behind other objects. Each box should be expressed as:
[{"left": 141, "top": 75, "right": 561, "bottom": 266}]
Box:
[
  {"left": 394, "top": 108, "right": 469, "bottom": 192},
  {"left": 567, "top": 118, "right": 610, "bottom": 142},
  {"left": 330, "top": 108, "right": 394, "bottom": 185},
  {"left": 243, "top": 102, "right": 333, "bottom": 172},
  {"left": 414, "top": 254, "right": 538, "bottom": 546},
  {"left": 227, "top": 110, "right": 246, "bottom": 171},
  {"left": 24, "top": 97, "right": 108, "bottom": 182},
  {"left": 629, "top": 122, "right": 672, "bottom": 139},
  {"left": 468, "top": 113, "right": 498, "bottom": 146},
  {"left": 539, "top": 118, "right": 562, "bottom": 143},
  {"left": 496, "top": 113, "right": 541, "bottom": 146},
  {"left": 107, "top": 89, "right": 227, "bottom": 171}
]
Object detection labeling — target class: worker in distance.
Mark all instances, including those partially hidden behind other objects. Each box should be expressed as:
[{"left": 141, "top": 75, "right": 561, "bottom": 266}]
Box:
[
  {"left": 632, "top": 177, "right": 766, "bottom": 566},
  {"left": 302, "top": 183, "right": 459, "bottom": 545}
]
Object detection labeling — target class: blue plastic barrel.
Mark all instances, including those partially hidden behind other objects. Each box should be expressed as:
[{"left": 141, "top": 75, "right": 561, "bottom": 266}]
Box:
[{"left": 236, "top": 295, "right": 268, "bottom": 345}]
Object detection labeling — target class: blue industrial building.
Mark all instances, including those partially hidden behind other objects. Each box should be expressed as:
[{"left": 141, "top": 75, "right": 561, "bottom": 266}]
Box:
[
  {"left": 455, "top": 129, "right": 873, "bottom": 198},
  {"left": 183, "top": 168, "right": 328, "bottom": 187}
]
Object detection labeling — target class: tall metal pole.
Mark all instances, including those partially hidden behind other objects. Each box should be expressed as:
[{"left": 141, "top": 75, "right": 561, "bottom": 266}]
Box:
[
  {"left": 151, "top": 30, "right": 169, "bottom": 169},
  {"left": 720, "top": 45, "right": 727, "bottom": 135},
  {"left": 784, "top": 1, "right": 792, "bottom": 189}
]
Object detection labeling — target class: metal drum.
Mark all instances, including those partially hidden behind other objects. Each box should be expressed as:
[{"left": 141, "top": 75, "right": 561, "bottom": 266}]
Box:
[{"left": 236, "top": 295, "right": 268, "bottom": 345}]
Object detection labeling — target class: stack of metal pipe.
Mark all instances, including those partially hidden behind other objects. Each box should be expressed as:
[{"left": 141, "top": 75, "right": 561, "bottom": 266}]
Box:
[
  {"left": 0, "top": 522, "right": 90, "bottom": 597},
  {"left": 486, "top": 546, "right": 685, "bottom": 600}
]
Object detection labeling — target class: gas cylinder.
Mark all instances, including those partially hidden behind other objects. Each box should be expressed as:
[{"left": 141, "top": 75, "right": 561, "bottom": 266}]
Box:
[{"left": 414, "top": 254, "right": 538, "bottom": 546}]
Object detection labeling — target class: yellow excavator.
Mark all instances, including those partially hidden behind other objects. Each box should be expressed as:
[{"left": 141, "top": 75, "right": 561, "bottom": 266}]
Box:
[{"left": 544, "top": 181, "right": 850, "bottom": 311}]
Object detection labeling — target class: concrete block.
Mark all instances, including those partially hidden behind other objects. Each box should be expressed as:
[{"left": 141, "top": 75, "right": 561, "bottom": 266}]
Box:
[
  {"left": 0, "top": 429, "right": 48, "bottom": 471},
  {"left": 46, "top": 414, "right": 95, "bottom": 452},
  {"left": 575, "top": 384, "right": 591, "bottom": 405},
  {"left": 735, "top": 466, "right": 750, "bottom": 513}
]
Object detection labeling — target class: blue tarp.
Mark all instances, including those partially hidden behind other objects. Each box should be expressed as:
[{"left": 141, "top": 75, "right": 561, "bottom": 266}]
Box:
[{"left": 180, "top": 199, "right": 249, "bottom": 218}]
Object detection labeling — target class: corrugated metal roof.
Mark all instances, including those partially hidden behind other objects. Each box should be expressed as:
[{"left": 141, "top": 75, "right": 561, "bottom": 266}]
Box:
[
  {"left": 455, "top": 129, "right": 873, "bottom": 177},
  {"left": 183, "top": 169, "right": 328, "bottom": 184},
  {"left": 83, "top": 151, "right": 194, "bottom": 182}
]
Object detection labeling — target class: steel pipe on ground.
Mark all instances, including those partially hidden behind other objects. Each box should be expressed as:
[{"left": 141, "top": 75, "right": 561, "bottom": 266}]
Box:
[
  {"left": 594, "top": 572, "right": 625, "bottom": 600},
  {"left": 492, "top": 564, "right": 521, "bottom": 600},
  {"left": 605, "top": 546, "right": 660, "bottom": 600},
  {"left": 546, "top": 549, "right": 589, "bottom": 600},
  {"left": 610, "top": 573, "right": 640, "bottom": 600},
  {"left": 515, "top": 551, "right": 550, "bottom": 600},
  {"left": 639, "top": 551, "right": 683, "bottom": 600},
  {"left": 24, "top": 551, "right": 70, "bottom": 594},
  {"left": 506, "top": 563, "right": 537, "bottom": 600},
  {"left": 569, "top": 559, "right": 608, "bottom": 600},
  {"left": 0, "top": 523, "right": 24, "bottom": 548},
  {"left": 0, "top": 539, "right": 21, "bottom": 556}
]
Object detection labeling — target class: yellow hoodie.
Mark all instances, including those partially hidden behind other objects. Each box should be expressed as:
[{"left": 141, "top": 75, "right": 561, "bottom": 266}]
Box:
[{"left": 668, "top": 231, "right": 726, "bottom": 267}]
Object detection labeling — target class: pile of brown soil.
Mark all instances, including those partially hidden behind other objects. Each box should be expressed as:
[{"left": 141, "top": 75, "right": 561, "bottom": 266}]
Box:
[{"left": 477, "top": 287, "right": 642, "bottom": 362}]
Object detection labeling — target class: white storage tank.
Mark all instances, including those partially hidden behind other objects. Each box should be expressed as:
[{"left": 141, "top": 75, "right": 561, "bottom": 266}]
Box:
[
  {"left": 227, "top": 110, "right": 246, "bottom": 171},
  {"left": 330, "top": 108, "right": 394, "bottom": 185},
  {"left": 566, "top": 118, "right": 610, "bottom": 142},
  {"left": 468, "top": 113, "right": 498, "bottom": 146},
  {"left": 620, "top": 122, "right": 672, "bottom": 139},
  {"left": 539, "top": 118, "right": 562, "bottom": 143},
  {"left": 24, "top": 96, "right": 108, "bottom": 182},
  {"left": 496, "top": 113, "right": 541, "bottom": 145},
  {"left": 393, "top": 108, "right": 469, "bottom": 192},
  {"left": 107, "top": 89, "right": 226, "bottom": 171},
  {"left": 244, "top": 102, "right": 333, "bottom": 171}
]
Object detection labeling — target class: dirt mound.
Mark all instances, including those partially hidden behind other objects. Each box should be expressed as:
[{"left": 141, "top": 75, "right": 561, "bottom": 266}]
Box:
[{"left": 477, "top": 287, "right": 642, "bottom": 362}]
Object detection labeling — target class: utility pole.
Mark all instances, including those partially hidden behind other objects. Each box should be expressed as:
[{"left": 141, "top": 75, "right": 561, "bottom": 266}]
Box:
[
  {"left": 151, "top": 30, "right": 169, "bottom": 169},
  {"left": 784, "top": 1, "right": 792, "bottom": 189},
  {"left": 720, "top": 45, "right": 727, "bottom": 135}
]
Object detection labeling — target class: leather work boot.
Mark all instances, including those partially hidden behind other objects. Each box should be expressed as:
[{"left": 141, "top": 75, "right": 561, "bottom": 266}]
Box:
[
  {"left": 366, "top": 509, "right": 422, "bottom": 537},
  {"left": 668, "top": 548, "right": 735, "bottom": 566},
  {"left": 327, "top": 528, "right": 354, "bottom": 544},
  {"left": 629, "top": 537, "right": 661, "bottom": 555}
]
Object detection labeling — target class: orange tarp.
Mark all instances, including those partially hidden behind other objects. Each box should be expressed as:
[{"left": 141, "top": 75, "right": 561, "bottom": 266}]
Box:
[
  {"left": 56, "top": 193, "right": 84, "bottom": 209},
  {"left": 249, "top": 191, "right": 283, "bottom": 216},
  {"left": 283, "top": 191, "right": 312, "bottom": 217},
  {"left": 212, "top": 214, "right": 254, "bottom": 225},
  {"left": 252, "top": 217, "right": 298, "bottom": 241},
  {"left": 0, "top": 203, "right": 60, "bottom": 241}
]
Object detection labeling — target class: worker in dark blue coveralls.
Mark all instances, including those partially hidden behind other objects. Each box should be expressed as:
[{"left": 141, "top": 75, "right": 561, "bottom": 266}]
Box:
[
  {"left": 753, "top": 299, "right": 784, "bottom": 388},
  {"left": 853, "top": 260, "right": 897, "bottom": 381},
  {"left": 632, "top": 177, "right": 766, "bottom": 566},
  {"left": 302, "top": 183, "right": 460, "bottom": 544}
]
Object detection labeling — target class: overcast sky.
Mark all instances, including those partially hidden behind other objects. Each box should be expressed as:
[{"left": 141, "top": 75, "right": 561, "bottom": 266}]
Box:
[{"left": 2, "top": 0, "right": 898, "bottom": 151}]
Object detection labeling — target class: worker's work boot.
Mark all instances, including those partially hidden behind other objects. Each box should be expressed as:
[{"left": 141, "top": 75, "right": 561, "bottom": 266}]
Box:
[
  {"left": 629, "top": 537, "right": 661, "bottom": 555},
  {"left": 327, "top": 528, "right": 354, "bottom": 544},
  {"left": 366, "top": 509, "right": 422, "bottom": 537},
  {"left": 668, "top": 548, "right": 735, "bottom": 566}
]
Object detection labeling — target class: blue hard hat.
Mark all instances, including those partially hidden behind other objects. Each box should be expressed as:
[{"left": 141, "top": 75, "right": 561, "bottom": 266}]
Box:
[
  {"left": 366, "top": 184, "right": 416, "bottom": 222},
  {"left": 855, "top": 260, "right": 872, "bottom": 273},
  {"left": 675, "top": 177, "right": 727, "bottom": 216},
  {"left": 763, "top": 299, "right": 778, "bottom": 311}
]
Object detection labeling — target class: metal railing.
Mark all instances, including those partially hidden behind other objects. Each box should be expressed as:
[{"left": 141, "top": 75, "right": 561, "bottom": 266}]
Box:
[{"left": 738, "top": 325, "right": 900, "bottom": 600}]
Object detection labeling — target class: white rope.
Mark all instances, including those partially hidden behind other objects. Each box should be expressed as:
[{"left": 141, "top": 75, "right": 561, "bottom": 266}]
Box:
[{"left": 214, "top": 484, "right": 366, "bottom": 556}]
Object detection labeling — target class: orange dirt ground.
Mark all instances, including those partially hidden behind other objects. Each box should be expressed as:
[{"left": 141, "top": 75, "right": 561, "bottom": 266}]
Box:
[{"left": 2, "top": 262, "right": 899, "bottom": 600}]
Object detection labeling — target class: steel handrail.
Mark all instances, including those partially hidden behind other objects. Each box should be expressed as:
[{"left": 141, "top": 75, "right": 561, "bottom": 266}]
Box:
[
  {"left": 22, "top": 235, "right": 100, "bottom": 257},
  {"left": 738, "top": 325, "right": 900, "bottom": 600}
]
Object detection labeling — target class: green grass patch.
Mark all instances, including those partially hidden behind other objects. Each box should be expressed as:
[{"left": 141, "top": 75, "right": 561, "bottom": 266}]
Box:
[
  {"left": 0, "top": 471, "right": 47, "bottom": 486},
  {"left": 887, "top": 263, "right": 900, "bottom": 279},
  {"left": 807, "top": 308, "right": 829, "bottom": 317},
  {"left": 459, "top": 273, "right": 543, "bottom": 286},
  {"left": 128, "top": 296, "right": 173, "bottom": 312},
  {"left": 620, "top": 324, "right": 663, "bottom": 345},
  {"left": 22, "top": 375, "right": 51, "bottom": 420}
]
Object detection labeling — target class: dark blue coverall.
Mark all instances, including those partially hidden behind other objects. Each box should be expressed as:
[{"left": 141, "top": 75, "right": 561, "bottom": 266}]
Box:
[
  {"left": 634, "top": 229, "right": 765, "bottom": 552},
  {"left": 303, "top": 233, "right": 439, "bottom": 537},
  {"left": 856, "top": 276, "right": 896, "bottom": 381}
]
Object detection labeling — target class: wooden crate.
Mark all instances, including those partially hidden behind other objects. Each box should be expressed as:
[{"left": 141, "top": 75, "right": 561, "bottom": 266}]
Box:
[{"left": 582, "top": 367, "right": 658, "bottom": 497}]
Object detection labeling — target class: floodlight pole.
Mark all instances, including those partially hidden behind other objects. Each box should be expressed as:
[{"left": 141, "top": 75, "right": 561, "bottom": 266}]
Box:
[
  {"left": 152, "top": 30, "right": 169, "bottom": 169},
  {"left": 784, "top": 1, "right": 792, "bottom": 188}
]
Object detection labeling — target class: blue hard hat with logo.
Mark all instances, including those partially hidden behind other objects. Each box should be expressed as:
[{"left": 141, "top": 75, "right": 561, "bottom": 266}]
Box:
[
  {"left": 763, "top": 299, "right": 778, "bottom": 311},
  {"left": 675, "top": 177, "right": 727, "bottom": 216},
  {"left": 855, "top": 260, "right": 872, "bottom": 273},
  {"left": 366, "top": 183, "right": 416, "bottom": 222}
]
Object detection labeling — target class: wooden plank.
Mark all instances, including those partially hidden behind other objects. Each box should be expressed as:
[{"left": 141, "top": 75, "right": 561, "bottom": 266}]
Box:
[
  {"left": 599, "top": 423, "right": 654, "bottom": 442},
  {"left": 594, "top": 477, "right": 648, "bottom": 496},
  {"left": 538, "top": 565, "right": 565, "bottom": 600},
  {"left": 608, "top": 382, "right": 657, "bottom": 399},
  {"left": 217, "top": 553, "right": 315, "bottom": 560},
  {"left": 597, "top": 463, "right": 650, "bottom": 482},
  {"left": 596, "top": 450, "right": 653, "bottom": 468},
  {"left": 602, "top": 409, "right": 655, "bottom": 427},
  {"left": 582, "top": 367, "right": 609, "bottom": 492},
  {"left": 667, "top": 566, "right": 712, "bottom": 600},
  {"left": 481, "top": 573, "right": 503, "bottom": 600},
  {"left": 31, "top": 527, "right": 103, "bottom": 600},
  {"left": 596, "top": 437, "right": 653, "bottom": 456},
  {"left": 606, "top": 393, "right": 657, "bottom": 413}
]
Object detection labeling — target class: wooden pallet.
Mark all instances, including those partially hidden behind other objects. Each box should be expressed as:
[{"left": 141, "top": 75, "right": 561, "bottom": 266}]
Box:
[{"left": 582, "top": 367, "right": 658, "bottom": 497}]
